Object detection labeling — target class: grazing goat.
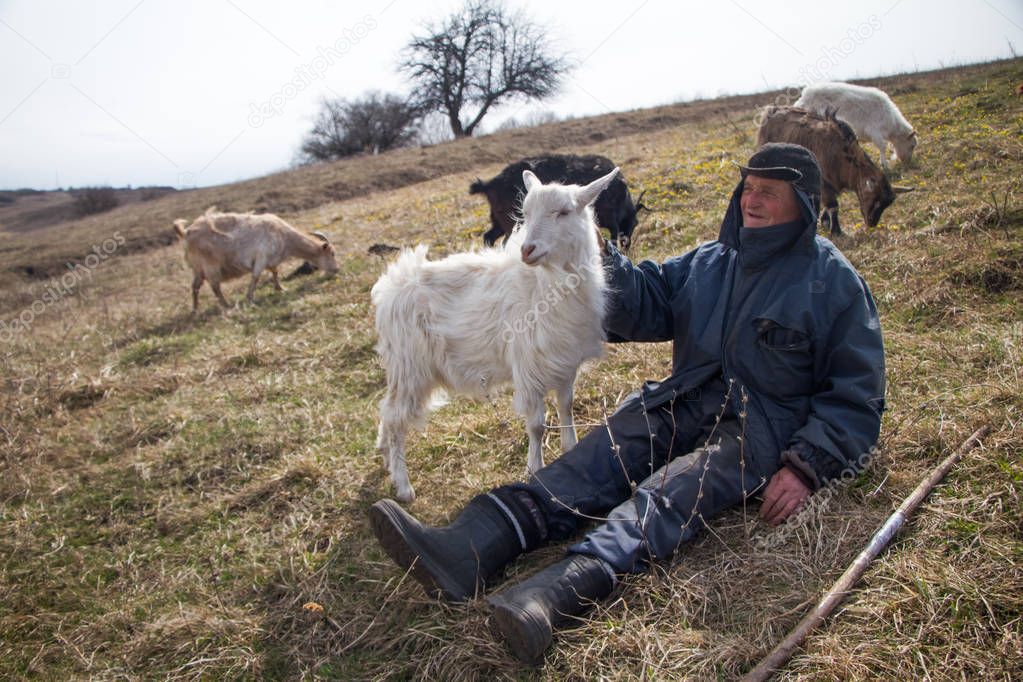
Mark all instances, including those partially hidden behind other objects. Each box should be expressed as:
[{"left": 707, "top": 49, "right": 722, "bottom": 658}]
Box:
[
  {"left": 173, "top": 209, "right": 338, "bottom": 311},
  {"left": 757, "top": 106, "right": 900, "bottom": 235},
  {"left": 372, "top": 169, "right": 615, "bottom": 502},
  {"left": 470, "top": 154, "right": 646, "bottom": 250},
  {"left": 795, "top": 81, "right": 917, "bottom": 169}
]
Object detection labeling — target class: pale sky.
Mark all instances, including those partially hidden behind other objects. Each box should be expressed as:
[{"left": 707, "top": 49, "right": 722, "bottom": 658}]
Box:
[{"left": 2, "top": 0, "right": 1021, "bottom": 190}]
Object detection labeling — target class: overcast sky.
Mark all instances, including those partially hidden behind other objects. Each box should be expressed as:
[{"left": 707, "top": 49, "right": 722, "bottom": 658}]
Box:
[{"left": 2, "top": 0, "right": 1021, "bottom": 190}]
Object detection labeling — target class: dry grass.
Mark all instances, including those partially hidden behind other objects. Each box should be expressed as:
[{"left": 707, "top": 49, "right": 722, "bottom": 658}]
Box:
[{"left": 1, "top": 58, "right": 1022, "bottom": 680}]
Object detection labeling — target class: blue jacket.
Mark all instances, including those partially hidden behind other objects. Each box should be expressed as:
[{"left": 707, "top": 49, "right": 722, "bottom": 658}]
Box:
[{"left": 602, "top": 180, "right": 885, "bottom": 486}]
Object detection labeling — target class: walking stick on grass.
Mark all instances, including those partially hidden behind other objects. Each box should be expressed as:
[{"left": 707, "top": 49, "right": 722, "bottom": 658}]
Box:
[{"left": 742, "top": 425, "right": 992, "bottom": 682}]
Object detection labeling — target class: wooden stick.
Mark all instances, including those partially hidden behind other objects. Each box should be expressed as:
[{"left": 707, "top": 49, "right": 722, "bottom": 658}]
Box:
[{"left": 742, "top": 425, "right": 992, "bottom": 682}]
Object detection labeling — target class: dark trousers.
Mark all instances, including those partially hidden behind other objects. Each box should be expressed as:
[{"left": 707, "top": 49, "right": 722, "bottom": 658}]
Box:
[{"left": 505, "top": 387, "right": 772, "bottom": 573}]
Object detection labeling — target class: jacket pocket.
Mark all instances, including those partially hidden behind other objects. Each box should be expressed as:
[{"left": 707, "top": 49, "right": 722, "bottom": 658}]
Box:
[
  {"left": 751, "top": 317, "right": 815, "bottom": 398},
  {"left": 756, "top": 317, "right": 811, "bottom": 351}
]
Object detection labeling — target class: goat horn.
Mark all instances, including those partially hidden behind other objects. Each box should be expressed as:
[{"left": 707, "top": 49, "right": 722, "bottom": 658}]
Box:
[
  {"left": 892, "top": 186, "right": 915, "bottom": 194},
  {"left": 310, "top": 230, "right": 331, "bottom": 242},
  {"left": 635, "top": 190, "right": 653, "bottom": 213}
]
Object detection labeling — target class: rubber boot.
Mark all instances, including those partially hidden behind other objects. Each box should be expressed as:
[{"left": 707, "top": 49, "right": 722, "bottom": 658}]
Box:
[
  {"left": 487, "top": 554, "right": 615, "bottom": 664},
  {"left": 369, "top": 494, "right": 526, "bottom": 601}
]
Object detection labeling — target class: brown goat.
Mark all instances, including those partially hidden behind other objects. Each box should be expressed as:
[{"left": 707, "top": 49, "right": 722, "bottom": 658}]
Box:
[
  {"left": 173, "top": 210, "right": 339, "bottom": 311},
  {"left": 756, "top": 106, "right": 896, "bottom": 235}
]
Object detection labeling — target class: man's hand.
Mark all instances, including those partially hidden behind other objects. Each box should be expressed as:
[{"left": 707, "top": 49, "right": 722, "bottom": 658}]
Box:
[{"left": 760, "top": 466, "right": 812, "bottom": 526}]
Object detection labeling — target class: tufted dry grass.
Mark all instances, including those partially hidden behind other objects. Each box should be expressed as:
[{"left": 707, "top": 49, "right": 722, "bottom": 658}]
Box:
[{"left": 1, "top": 58, "right": 1022, "bottom": 680}]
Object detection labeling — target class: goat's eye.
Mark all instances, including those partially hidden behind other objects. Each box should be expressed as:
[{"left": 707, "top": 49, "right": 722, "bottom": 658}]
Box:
[{"left": 556, "top": 209, "right": 569, "bottom": 218}]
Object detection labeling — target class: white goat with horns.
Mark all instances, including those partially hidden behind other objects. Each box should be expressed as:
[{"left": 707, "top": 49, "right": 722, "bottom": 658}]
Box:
[{"left": 371, "top": 168, "right": 616, "bottom": 502}]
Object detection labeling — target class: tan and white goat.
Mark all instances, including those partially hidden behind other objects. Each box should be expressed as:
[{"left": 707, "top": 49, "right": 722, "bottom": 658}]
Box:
[{"left": 173, "top": 210, "right": 338, "bottom": 311}]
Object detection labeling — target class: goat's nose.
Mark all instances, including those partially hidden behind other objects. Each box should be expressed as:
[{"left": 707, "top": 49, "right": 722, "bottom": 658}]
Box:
[{"left": 521, "top": 244, "right": 535, "bottom": 261}]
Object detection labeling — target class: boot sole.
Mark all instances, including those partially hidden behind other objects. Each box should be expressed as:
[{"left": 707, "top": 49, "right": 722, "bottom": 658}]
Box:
[
  {"left": 489, "top": 596, "right": 552, "bottom": 665},
  {"left": 368, "top": 500, "right": 473, "bottom": 602}
]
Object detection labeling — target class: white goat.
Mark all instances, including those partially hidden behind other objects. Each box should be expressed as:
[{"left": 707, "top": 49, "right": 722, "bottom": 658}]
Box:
[
  {"left": 372, "top": 168, "right": 615, "bottom": 502},
  {"left": 795, "top": 81, "right": 917, "bottom": 169}
]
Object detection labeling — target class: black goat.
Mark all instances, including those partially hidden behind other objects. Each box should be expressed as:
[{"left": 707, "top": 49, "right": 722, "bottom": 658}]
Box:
[{"left": 470, "top": 154, "right": 647, "bottom": 250}]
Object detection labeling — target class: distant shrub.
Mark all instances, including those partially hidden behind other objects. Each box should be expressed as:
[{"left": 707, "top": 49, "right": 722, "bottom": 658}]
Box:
[
  {"left": 73, "top": 186, "right": 119, "bottom": 216},
  {"left": 415, "top": 112, "right": 456, "bottom": 146},
  {"left": 299, "top": 92, "right": 422, "bottom": 163},
  {"left": 495, "top": 110, "right": 560, "bottom": 132},
  {"left": 139, "top": 186, "right": 176, "bottom": 202}
]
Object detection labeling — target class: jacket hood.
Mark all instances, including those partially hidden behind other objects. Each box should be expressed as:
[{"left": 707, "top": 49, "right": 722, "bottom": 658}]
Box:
[{"left": 718, "top": 179, "right": 819, "bottom": 268}]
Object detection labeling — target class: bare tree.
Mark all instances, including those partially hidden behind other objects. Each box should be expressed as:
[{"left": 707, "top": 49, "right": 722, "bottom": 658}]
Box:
[
  {"left": 400, "top": 0, "right": 570, "bottom": 138},
  {"left": 299, "top": 92, "right": 422, "bottom": 163}
]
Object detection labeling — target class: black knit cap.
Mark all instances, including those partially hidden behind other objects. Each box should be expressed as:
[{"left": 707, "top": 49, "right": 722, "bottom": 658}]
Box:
[{"left": 737, "top": 142, "right": 821, "bottom": 197}]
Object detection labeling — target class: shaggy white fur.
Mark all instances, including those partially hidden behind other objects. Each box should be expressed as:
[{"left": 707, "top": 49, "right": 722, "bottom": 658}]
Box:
[
  {"left": 796, "top": 81, "right": 917, "bottom": 169},
  {"left": 371, "top": 168, "right": 616, "bottom": 502}
]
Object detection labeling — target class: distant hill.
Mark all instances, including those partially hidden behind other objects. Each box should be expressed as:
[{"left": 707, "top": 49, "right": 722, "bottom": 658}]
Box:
[{"left": 0, "top": 186, "right": 177, "bottom": 234}]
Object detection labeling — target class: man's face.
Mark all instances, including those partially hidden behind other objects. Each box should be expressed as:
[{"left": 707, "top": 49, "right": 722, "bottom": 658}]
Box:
[{"left": 740, "top": 175, "right": 802, "bottom": 228}]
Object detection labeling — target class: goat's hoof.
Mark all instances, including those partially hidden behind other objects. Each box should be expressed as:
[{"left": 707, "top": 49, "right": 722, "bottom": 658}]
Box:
[{"left": 395, "top": 487, "right": 415, "bottom": 504}]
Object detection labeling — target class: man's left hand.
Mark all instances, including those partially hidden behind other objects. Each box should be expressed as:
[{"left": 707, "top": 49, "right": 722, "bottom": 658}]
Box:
[{"left": 760, "top": 467, "right": 812, "bottom": 526}]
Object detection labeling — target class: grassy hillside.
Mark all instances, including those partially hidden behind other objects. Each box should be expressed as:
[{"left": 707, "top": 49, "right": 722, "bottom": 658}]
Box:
[
  {"left": 1, "top": 58, "right": 1021, "bottom": 679},
  {"left": 0, "top": 186, "right": 177, "bottom": 237},
  {"left": 0, "top": 87, "right": 772, "bottom": 288}
]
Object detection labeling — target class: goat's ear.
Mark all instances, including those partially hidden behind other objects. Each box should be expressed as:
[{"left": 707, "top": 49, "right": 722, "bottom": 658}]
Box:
[
  {"left": 522, "top": 170, "right": 541, "bottom": 193},
  {"left": 575, "top": 167, "right": 620, "bottom": 208}
]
